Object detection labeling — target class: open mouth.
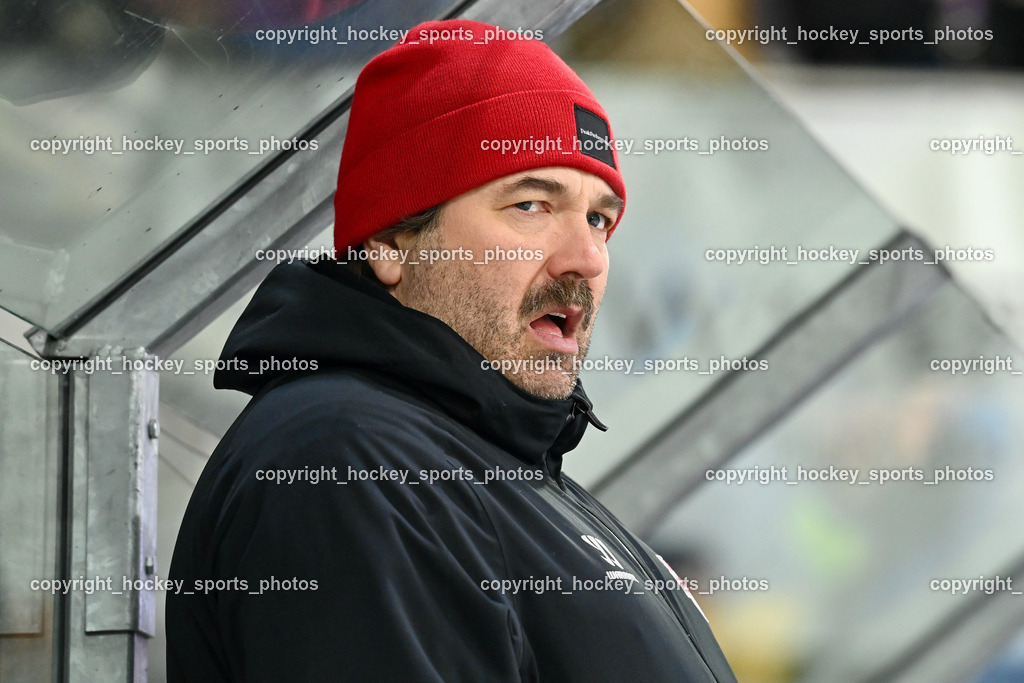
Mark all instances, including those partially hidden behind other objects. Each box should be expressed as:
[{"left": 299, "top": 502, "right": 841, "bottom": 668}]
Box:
[{"left": 527, "top": 307, "right": 583, "bottom": 354}]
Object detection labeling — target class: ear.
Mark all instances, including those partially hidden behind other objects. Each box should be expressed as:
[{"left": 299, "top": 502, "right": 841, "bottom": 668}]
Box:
[{"left": 364, "top": 234, "right": 404, "bottom": 287}]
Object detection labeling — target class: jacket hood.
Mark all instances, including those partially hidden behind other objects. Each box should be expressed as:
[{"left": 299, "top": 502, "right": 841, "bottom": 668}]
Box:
[{"left": 215, "top": 261, "right": 606, "bottom": 472}]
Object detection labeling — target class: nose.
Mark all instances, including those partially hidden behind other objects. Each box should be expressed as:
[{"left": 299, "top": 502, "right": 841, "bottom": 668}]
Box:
[{"left": 544, "top": 212, "right": 608, "bottom": 282}]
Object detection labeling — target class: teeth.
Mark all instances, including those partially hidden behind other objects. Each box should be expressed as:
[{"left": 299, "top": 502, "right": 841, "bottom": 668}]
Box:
[{"left": 551, "top": 313, "right": 567, "bottom": 318}]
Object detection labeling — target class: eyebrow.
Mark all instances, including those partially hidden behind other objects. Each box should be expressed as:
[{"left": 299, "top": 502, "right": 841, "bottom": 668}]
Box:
[{"left": 498, "top": 175, "right": 624, "bottom": 217}]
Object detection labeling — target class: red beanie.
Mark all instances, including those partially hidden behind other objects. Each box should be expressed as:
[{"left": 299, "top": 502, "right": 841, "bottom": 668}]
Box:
[{"left": 334, "top": 19, "right": 626, "bottom": 250}]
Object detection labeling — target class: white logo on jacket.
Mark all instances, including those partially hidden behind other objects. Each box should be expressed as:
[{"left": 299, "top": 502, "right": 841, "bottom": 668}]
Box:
[{"left": 581, "top": 534, "right": 623, "bottom": 568}]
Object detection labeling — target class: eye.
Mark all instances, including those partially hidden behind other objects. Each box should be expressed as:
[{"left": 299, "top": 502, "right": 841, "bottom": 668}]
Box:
[
  {"left": 514, "top": 200, "right": 542, "bottom": 213},
  {"left": 587, "top": 211, "right": 613, "bottom": 231}
]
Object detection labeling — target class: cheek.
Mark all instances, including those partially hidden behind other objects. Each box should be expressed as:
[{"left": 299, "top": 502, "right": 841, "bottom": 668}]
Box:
[
  {"left": 488, "top": 259, "right": 540, "bottom": 296},
  {"left": 465, "top": 263, "right": 523, "bottom": 320},
  {"left": 591, "top": 269, "right": 609, "bottom": 305}
]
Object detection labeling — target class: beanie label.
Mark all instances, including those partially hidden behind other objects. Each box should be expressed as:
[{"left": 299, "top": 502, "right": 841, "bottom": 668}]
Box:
[{"left": 573, "top": 105, "right": 616, "bottom": 170}]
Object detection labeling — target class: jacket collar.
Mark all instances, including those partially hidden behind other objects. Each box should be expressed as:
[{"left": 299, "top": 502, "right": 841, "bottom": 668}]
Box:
[{"left": 215, "top": 261, "right": 606, "bottom": 469}]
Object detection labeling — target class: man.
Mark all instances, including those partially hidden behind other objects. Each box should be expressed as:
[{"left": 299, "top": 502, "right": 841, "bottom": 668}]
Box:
[{"left": 167, "top": 18, "right": 737, "bottom": 682}]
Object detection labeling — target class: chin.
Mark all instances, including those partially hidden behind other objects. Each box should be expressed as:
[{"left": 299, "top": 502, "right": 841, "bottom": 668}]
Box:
[{"left": 509, "top": 372, "right": 577, "bottom": 400}]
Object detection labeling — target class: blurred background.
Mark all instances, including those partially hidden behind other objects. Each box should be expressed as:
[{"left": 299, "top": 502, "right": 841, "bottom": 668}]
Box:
[{"left": 1, "top": 0, "right": 1022, "bottom": 680}]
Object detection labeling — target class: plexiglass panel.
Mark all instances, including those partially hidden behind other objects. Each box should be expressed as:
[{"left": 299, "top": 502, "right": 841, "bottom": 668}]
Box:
[
  {"left": 549, "top": 0, "right": 901, "bottom": 484},
  {"left": 0, "top": 0, "right": 458, "bottom": 331},
  {"left": 648, "top": 283, "right": 1024, "bottom": 682}
]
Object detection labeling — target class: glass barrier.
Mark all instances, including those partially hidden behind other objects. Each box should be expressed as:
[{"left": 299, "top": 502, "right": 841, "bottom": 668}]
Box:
[
  {"left": 549, "top": 0, "right": 900, "bottom": 484},
  {"left": 0, "top": 0, "right": 459, "bottom": 332},
  {"left": 648, "top": 283, "right": 1024, "bottom": 681}
]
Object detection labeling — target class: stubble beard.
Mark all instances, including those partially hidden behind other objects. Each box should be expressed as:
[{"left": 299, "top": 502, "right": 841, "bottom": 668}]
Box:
[{"left": 398, "top": 244, "right": 598, "bottom": 400}]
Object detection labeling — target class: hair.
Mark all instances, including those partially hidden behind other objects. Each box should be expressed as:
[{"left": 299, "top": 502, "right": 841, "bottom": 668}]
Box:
[{"left": 344, "top": 205, "right": 443, "bottom": 286}]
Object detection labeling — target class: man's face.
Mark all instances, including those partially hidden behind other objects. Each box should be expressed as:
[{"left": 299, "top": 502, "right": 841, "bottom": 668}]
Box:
[{"left": 370, "top": 167, "right": 622, "bottom": 399}]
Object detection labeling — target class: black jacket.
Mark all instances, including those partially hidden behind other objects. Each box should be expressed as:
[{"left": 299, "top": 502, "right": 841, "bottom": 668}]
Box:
[{"left": 166, "top": 261, "right": 737, "bottom": 682}]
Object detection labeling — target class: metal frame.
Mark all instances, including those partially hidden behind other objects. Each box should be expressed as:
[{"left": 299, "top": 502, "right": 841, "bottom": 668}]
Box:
[
  {"left": 62, "top": 354, "right": 159, "bottom": 681},
  {"left": 0, "top": 345, "right": 60, "bottom": 681}
]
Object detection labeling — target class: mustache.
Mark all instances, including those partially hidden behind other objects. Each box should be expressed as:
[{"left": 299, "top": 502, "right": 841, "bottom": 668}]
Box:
[{"left": 519, "top": 277, "right": 595, "bottom": 330}]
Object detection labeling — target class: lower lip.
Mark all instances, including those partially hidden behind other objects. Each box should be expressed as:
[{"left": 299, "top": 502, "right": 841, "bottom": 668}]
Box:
[{"left": 528, "top": 323, "right": 579, "bottom": 355}]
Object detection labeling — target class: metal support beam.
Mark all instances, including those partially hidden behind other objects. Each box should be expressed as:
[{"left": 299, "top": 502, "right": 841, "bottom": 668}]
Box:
[
  {"left": 0, "top": 344, "right": 60, "bottom": 680},
  {"left": 63, "top": 351, "right": 159, "bottom": 681}
]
